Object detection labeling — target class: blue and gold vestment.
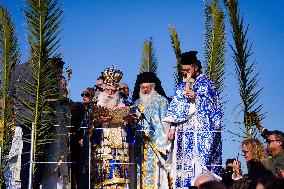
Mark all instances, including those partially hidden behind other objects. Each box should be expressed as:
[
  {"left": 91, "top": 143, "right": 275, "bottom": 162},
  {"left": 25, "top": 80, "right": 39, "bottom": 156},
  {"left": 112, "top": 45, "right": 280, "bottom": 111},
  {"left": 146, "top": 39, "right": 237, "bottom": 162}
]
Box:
[
  {"left": 165, "top": 74, "right": 222, "bottom": 188},
  {"left": 92, "top": 101, "right": 131, "bottom": 189},
  {"left": 135, "top": 94, "right": 170, "bottom": 189}
]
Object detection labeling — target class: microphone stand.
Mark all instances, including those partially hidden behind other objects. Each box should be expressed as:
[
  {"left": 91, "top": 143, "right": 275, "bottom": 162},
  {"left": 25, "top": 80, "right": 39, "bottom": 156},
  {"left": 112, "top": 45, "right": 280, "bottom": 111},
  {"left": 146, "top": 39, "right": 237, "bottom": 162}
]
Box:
[
  {"left": 131, "top": 108, "right": 153, "bottom": 189},
  {"left": 129, "top": 98, "right": 157, "bottom": 189}
]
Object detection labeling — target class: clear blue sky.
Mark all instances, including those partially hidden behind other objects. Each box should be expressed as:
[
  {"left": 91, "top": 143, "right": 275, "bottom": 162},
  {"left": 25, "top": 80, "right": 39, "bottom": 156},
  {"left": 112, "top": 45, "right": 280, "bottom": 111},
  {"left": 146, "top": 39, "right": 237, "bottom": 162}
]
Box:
[{"left": 3, "top": 0, "right": 284, "bottom": 168}]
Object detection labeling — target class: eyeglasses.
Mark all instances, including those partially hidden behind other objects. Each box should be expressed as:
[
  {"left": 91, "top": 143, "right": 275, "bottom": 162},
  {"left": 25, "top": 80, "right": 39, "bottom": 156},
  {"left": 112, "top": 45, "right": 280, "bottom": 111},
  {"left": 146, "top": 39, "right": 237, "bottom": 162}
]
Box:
[
  {"left": 182, "top": 69, "right": 191, "bottom": 73},
  {"left": 81, "top": 92, "right": 91, "bottom": 97},
  {"left": 266, "top": 139, "right": 280, "bottom": 144},
  {"left": 242, "top": 150, "right": 250, "bottom": 155}
]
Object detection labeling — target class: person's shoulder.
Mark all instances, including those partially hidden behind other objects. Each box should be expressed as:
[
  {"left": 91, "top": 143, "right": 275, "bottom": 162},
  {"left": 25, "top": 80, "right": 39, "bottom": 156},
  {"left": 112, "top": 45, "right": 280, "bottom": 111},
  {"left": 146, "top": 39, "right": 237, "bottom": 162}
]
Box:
[
  {"left": 16, "top": 62, "right": 27, "bottom": 68},
  {"left": 177, "top": 81, "right": 186, "bottom": 87},
  {"left": 196, "top": 74, "right": 209, "bottom": 82},
  {"left": 133, "top": 98, "right": 140, "bottom": 105},
  {"left": 277, "top": 150, "right": 284, "bottom": 159},
  {"left": 174, "top": 82, "right": 186, "bottom": 91},
  {"left": 70, "top": 102, "right": 84, "bottom": 111},
  {"left": 195, "top": 74, "right": 215, "bottom": 86},
  {"left": 14, "top": 63, "right": 31, "bottom": 76},
  {"left": 156, "top": 94, "right": 168, "bottom": 104},
  {"left": 16, "top": 62, "right": 30, "bottom": 70}
]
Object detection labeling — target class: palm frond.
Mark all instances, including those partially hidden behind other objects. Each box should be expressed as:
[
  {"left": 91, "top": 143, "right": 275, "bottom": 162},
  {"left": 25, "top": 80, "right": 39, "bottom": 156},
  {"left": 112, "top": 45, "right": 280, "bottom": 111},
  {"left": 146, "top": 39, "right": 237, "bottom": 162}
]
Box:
[
  {"left": 204, "top": 0, "right": 226, "bottom": 111},
  {"left": 225, "top": 0, "right": 265, "bottom": 139},
  {"left": 139, "top": 37, "right": 158, "bottom": 74},
  {"left": 0, "top": 5, "right": 20, "bottom": 186},
  {"left": 19, "top": 0, "right": 63, "bottom": 175},
  {"left": 168, "top": 25, "right": 182, "bottom": 87}
]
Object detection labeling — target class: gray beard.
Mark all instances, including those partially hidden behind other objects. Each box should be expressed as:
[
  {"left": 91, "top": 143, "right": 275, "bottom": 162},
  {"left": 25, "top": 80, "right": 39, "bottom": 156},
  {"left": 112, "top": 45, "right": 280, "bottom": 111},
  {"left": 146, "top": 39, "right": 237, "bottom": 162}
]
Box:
[
  {"left": 97, "top": 92, "right": 122, "bottom": 109},
  {"left": 139, "top": 89, "right": 158, "bottom": 104}
]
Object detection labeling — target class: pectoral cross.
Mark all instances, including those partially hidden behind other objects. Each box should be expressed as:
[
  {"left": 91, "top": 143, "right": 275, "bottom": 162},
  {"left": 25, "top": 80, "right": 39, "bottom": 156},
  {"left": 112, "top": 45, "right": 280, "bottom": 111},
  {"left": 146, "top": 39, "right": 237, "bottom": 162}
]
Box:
[{"left": 184, "top": 73, "right": 195, "bottom": 98}]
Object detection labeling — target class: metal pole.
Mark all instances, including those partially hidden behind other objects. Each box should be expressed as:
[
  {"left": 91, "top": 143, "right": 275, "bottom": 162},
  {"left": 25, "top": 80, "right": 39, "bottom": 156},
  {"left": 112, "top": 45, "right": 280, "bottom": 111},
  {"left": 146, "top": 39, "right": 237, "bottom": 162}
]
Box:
[
  {"left": 88, "top": 139, "right": 91, "bottom": 189},
  {"left": 140, "top": 139, "right": 143, "bottom": 189},
  {"left": 28, "top": 122, "right": 35, "bottom": 189},
  {"left": 66, "top": 67, "right": 72, "bottom": 188},
  {"left": 0, "top": 147, "right": 2, "bottom": 167},
  {"left": 140, "top": 120, "right": 144, "bottom": 189},
  {"left": 68, "top": 132, "right": 72, "bottom": 189}
]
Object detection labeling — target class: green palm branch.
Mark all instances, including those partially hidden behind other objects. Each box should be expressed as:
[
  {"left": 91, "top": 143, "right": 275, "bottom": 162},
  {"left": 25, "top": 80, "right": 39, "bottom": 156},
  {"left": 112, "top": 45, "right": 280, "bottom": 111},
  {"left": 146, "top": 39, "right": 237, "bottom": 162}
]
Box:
[
  {"left": 18, "top": 0, "right": 63, "bottom": 176},
  {"left": 224, "top": 0, "right": 265, "bottom": 139},
  {"left": 0, "top": 5, "right": 20, "bottom": 186},
  {"left": 168, "top": 25, "right": 182, "bottom": 87},
  {"left": 140, "top": 37, "right": 158, "bottom": 74},
  {"left": 204, "top": 0, "right": 226, "bottom": 109}
]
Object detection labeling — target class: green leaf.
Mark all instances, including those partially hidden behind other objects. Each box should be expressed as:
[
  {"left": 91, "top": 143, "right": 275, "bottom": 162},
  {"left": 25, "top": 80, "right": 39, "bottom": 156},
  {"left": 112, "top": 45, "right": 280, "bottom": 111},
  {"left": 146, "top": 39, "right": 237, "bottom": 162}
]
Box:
[
  {"left": 225, "top": 0, "right": 265, "bottom": 139},
  {"left": 168, "top": 25, "right": 182, "bottom": 87},
  {"left": 16, "top": 0, "right": 64, "bottom": 179},
  {"left": 0, "top": 5, "right": 21, "bottom": 186},
  {"left": 139, "top": 37, "right": 158, "bottom": 74}
]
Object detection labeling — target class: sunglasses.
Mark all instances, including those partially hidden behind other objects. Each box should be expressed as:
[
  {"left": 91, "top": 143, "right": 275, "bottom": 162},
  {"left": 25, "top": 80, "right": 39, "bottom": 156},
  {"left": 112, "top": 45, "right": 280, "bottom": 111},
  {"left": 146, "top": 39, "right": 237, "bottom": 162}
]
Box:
[
  {"left": 242, "top": 150, "right": 249, "bottom": 155},
  {"left": 81, "top": 92, "right": 91, "bottom": 97},
  {"left": 266, "top": 139, "right": 280, "bottom": 144}
]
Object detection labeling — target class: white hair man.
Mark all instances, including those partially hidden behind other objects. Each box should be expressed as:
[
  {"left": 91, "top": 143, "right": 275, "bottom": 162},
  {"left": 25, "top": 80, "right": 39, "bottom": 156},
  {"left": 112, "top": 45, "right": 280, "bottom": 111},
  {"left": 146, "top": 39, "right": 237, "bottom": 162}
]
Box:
[
  {"left": 96, "top": 83, "right": 124, "bottom": 109},
  {"left": 132, "top": 72, "right": 170, "bottom": 189},
  {"left": 194, "top": 171, "right": 218, "bottom": 187},
  {"left": 91, "top": 67, "right": 132, "bottom": 189}
]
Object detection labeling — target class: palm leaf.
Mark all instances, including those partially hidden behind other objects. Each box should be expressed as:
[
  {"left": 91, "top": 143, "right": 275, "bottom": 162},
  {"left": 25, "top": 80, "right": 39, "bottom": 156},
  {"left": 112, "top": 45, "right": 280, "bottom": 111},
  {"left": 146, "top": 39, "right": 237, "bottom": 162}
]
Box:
[
  {"left": 18, "top": 0, "right": 63, "bottom": 178},
  {"left": 204, "top": 0, "right": 226, "bottom": 112},
  {"left": 139, "top": 37, "right": 158, "bottom": 74},
  {"left": 168, "top": 25, "right": 182, "bottom": 87},
  {"left": 0, "top": 5, "right": 20, "bottom": 186},
  {"left": 224, "top": 0, "right": 265, "bottom": 139}
]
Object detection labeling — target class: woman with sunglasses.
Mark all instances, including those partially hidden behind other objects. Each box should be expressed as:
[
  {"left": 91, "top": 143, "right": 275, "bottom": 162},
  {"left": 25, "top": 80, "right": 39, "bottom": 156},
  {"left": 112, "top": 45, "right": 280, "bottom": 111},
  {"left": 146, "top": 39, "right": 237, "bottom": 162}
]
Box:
[
  {"left": 73, "top": 87, "right": 94, "bottom": 189},
  {"left": 231, "top": 138, "right": 272, "bottom": 189}
]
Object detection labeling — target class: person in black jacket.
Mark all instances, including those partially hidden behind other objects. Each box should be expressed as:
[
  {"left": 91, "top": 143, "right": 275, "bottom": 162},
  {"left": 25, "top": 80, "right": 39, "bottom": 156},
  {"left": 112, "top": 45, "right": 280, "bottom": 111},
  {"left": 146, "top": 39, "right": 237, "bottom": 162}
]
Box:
[
  {"left": 70, "top": 87, "right": 94, "bottom": 189},
  {"left": 221, "top": 159, "right": 237, "bottom": 188}
]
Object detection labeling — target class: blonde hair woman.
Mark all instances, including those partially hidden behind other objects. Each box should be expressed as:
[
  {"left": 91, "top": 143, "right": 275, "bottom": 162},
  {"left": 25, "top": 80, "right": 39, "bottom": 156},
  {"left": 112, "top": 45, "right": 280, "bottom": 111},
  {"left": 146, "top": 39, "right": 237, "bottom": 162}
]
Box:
[
  {"left": 241, "top": 139, "right": 268, "bottom": 165},
  {"left": 232, "top": 138, "right": 272, "bottom": 189}
]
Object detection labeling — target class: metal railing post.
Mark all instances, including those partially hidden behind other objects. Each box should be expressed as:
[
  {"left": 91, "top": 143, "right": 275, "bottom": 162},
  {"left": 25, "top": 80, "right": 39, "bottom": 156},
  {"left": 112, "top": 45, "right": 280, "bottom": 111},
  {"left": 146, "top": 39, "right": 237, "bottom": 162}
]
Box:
[
  {"left": 28, "top": 122, "right": 35, "bottom": 189},
  {"left": 88, "top": 139, "right": 91, "bottom": 189}
]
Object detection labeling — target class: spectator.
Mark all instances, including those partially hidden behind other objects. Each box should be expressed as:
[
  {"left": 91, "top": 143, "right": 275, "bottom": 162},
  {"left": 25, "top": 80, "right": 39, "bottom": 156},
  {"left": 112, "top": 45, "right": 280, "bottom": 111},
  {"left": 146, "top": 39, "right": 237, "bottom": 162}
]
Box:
[
  {"left": 256, "top": 176, "right": 284, "bottom": 189},
  {"left": 94, "top": 75, "right": 104, "bottom": 97},
  {"left": 41, "top": 70, "right": 70, "bottom": 188},
  {"left": 119, "top": 82, "right": 130, "bottom": 99},
  {"left": 70, "top": 87, "right": 94, "bottom": 189},
  {"left": 194, "top": 172, "right": 217, "bottom": 187},
  {"left": 221, "top": 158, "right": 237, "bottom": 188},
  {"left": 199, "top": 180, "right": 227, "bottom": 189},
  {"left": 119, "top": 82, "right": 133, "bottom": 106},
  {"left": 265, "top": 130, "right": 284, "bottom": 176},
  {"left": 231, "top": 138, "right": 272, "bottom": 189}
]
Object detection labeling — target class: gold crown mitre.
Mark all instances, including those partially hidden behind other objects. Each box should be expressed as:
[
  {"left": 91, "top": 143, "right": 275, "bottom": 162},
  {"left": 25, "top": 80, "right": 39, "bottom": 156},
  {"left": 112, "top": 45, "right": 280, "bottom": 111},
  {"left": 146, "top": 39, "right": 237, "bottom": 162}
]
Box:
[{"left": 102, "top": 66, "right": 123, "bottom": 86}]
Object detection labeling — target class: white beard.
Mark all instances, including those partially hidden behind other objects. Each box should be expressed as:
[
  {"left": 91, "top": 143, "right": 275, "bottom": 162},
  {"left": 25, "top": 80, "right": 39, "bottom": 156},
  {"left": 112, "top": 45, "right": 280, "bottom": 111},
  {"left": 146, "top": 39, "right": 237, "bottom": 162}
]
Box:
[
  {"left": 97, "top": 92, "right": 123, "bottom": 109},
  {"left": 139, "top": 89, "right": 159, "bottom": 104}
]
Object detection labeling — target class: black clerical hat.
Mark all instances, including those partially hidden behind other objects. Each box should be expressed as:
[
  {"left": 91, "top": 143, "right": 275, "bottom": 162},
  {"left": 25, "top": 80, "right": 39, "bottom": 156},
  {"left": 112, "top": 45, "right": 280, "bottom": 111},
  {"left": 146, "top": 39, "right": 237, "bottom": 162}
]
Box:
[
  {"left": 180, "top": 51, "right": 202, "bottom": 68},
  {"left": 131, "top": 72, "right": 169, "bottom": 102}
]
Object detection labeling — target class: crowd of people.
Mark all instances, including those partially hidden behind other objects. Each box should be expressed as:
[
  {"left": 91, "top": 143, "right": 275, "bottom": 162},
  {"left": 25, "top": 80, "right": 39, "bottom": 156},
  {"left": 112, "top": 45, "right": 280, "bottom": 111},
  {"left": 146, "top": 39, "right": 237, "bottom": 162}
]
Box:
[{"left": 3, "top": 51, "right": 284, "bottom": 189}]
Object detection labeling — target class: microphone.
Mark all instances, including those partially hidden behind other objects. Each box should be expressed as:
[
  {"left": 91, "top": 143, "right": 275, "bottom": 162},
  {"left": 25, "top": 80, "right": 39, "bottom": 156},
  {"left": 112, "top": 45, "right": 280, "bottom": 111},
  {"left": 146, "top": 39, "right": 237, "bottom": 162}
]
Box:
[{"left": 129, "top": 104, "right": 151, "bottom": 126}]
